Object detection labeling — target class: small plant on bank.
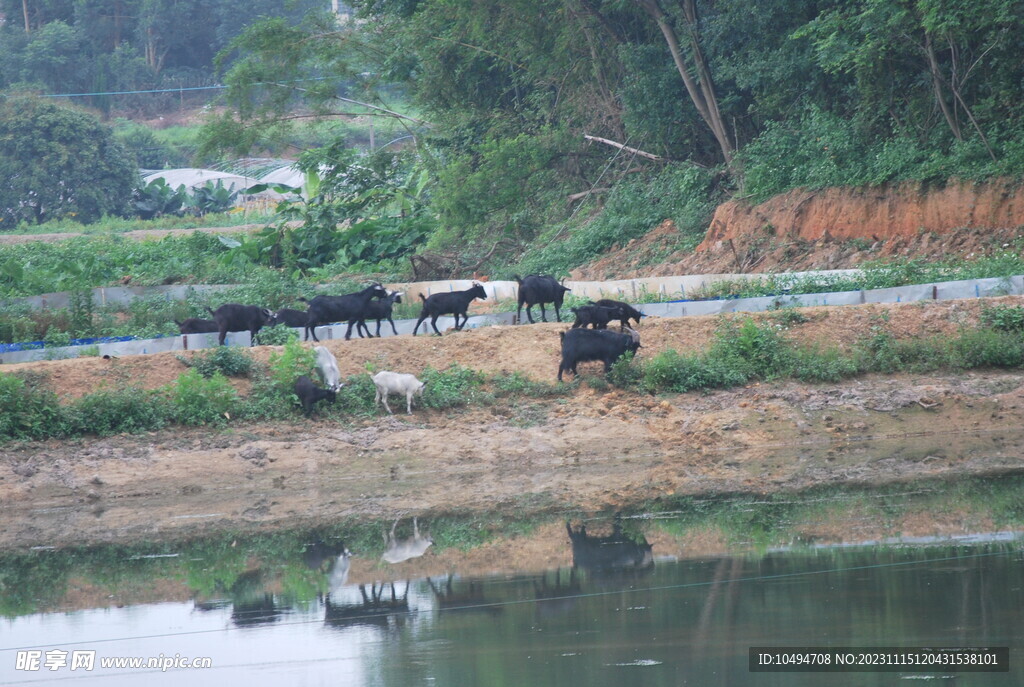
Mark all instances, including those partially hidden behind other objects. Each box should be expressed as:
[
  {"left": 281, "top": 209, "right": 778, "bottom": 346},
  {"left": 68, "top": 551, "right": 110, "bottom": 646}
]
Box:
[
  {"left": 419, "top": 365, "right": 488, "bottom": 409},
  {"left": 267, "top": 338, "right": 317, "bottom": 391},
  {"left": 0, "top": 373, "right": 63, "bottom": 440},
  {"left": 66, "top": 387, "right": 169, "bottom": 436},
  {"left": 980, "top": 304, "right": 1024, "bottom": 332},
  {"left": 167, "top": 369, "right": 238, "bottom": 426},
  {"left": 257, "top": 325, "right": 299, "bottom": 346},
  {"left": 176, "top": 346, "right": 253, "bottom": 378}
]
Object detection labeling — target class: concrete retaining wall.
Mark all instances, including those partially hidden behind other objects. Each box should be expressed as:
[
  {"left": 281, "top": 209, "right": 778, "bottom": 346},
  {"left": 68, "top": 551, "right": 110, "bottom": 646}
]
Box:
[{"left": 2, "top": 274, "right": 1021, "bottom": 365}]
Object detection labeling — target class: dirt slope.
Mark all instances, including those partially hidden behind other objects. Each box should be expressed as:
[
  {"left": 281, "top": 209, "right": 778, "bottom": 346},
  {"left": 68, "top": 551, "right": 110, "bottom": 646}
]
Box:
[{"left": 574, "top": 179, "right": 1024, "bottom": 279}]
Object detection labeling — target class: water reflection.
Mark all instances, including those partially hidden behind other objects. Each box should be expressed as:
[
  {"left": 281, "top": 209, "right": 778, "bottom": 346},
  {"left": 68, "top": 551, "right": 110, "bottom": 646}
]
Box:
[
  {"left": 566, "top": 518, "right": 655, "bottom": 583},
  {"left": 2, "top": 475, "right": 1024, "bottom": 686},
  {"left": 324, "top": 581, "right": 410, "bottom": 632}
]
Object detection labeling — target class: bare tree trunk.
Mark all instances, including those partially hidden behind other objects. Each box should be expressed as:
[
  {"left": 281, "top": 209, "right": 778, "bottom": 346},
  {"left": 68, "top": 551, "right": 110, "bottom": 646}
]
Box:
[
  {"left": 924, "top": 32, "right": 961, "bottom": 141},
  {"left": 635, "top": 0, "right": 734, "bottom": 166},
  {"left": 22, "top": 0, "right": 30, "bottom": 33}
]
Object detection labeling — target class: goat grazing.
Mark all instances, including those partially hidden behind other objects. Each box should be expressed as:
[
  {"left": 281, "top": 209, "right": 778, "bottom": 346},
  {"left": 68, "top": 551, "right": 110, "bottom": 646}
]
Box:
[
  {"left": 570, "top": 304, "right": 623, "bottom": 330},
  {"left": 557, "top": 327, "right": 641, "bottom": 381},
  {"left": 175, "top": 318, "right": 219, "bottom": 335},
  {"left": 273, "top": 308, "right": 310, "bottom": 328},
  {"left": 592, "top": 298, "right": 644, "bottom": 331},
  {"left": 381, "top": 517, "right": 433, "bottom": 564},
  {"left": 313, "top": 345, "right": 343, "bottom": 391},
  {"left": 412, "top": 283, "right": 487, "bottom": 336},
  {"left": 513, "top": 274, "right": 571, "bottom": 323},
  {"left": 356, "top": 291, "right": 403, "bottom": 338},
  {"left": 206, "top": 303, "right": 277, "bottom": 346},
  {"left": 371, "top": 370, "right": 426, "bottom": 415},
  {"left": 300, "top": 283, "right": 389, "bottom": 342},
  {"left": 294, "top": 375, "right": 337, "bottom": 417}
]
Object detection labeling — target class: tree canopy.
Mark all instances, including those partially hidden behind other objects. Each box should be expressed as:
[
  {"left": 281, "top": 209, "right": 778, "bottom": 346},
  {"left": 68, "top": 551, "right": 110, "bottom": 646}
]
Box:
[{"left": 0, "top": 96, "right": 138, "bottom": 224}]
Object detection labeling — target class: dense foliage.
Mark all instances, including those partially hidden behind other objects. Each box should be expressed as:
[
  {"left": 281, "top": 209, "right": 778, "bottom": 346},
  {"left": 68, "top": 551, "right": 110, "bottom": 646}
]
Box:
[
  {"left": 0, "top": 97, "right": 138, "bottom": 224},
  {"left": 0, "top": 0, "right": 324, "bottom": 116},
  {"left": 191, "top": 0, "right": 1024, "bottom": 275},
  {"left": 4, "top": 1, "right": 1024, "bottom": 276}
]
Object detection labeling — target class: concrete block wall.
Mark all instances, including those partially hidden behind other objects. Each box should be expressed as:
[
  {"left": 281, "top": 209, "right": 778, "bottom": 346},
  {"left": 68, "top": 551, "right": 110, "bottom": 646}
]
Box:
[{"left": 2, "top": 273, "right": 1022, "bottom": 365}]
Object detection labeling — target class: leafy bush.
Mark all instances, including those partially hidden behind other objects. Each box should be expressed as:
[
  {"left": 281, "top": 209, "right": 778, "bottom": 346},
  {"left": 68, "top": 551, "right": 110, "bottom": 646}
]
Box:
[
  {"left": 66, "top": 387, "right": 169, "bottom": 436},
  {"left": 951, "top": 328, "right": 1024, "bottom": 369},
  {"left": 167, "top": 370, "right": 238, "bottom": 426},
  {"left": 419, "top": 365, "right": 488, "bottom": 410},
  {"left": 234, "top": 369, "right": 296, "bottom": 421},
  {"left": 176, "top": 347, "right": 253, "bottom": 378},
  {"left": 267, "top": 339, "right": 317, "bottom": 392},
  {"left": 709, "top": 318, "right": 794, "bottom": 380},
  {"left": 0, "top": 373, "right": 64, "bottom": 441},
  {"left": 492, "top": 371, "right": 566, "bottom": 397},
  {"left": 257, "top": 325, "right": 300, "bottom": 346},
  {"left": 187, "top": 180, "right": 239, "bottom": 216},
  {"left": 332, "top": 373, "right": 378, "bottom": 415},
  {"left": 980, "top": 304, "right": 1024, "bottom": 332}
]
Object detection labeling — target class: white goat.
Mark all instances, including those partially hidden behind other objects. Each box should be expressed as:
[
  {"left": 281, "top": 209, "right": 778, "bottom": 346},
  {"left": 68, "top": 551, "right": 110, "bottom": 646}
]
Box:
[
  {"left": 371, "top": 370, "right": 426, "bottom": 415},
  {"left": 381, "top": 517, "right": 433, "bottom": 564},
  {"left": 314, "top": 346, "right": 343, "bottom": 391}
]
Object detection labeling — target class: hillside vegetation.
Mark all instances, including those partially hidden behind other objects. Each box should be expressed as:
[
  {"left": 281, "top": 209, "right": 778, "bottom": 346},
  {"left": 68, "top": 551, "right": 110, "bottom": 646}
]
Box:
[{"left": 3, "top": 2, "right": 1024, "bottom": 289}]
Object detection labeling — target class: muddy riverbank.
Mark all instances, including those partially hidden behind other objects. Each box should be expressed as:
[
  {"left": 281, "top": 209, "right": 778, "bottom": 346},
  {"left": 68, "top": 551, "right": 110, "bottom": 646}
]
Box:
[{"left": 3, "top": 367, "right": 1023, "bottom": 551}]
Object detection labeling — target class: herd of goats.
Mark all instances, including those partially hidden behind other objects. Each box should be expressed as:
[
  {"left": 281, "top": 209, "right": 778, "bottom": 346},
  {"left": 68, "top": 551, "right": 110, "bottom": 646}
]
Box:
[{"left": 174, "top": 275, "right": 645, "bottom": 417}]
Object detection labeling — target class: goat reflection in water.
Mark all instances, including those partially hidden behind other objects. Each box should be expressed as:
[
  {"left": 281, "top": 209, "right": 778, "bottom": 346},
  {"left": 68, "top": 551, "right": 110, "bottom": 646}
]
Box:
[
  {"left": 381, "top": 517, "right": 433, "bottom": 564},
  {"left": 324, "top": 581, "right": 411, "bottom": 631},
  {"left": 566, "top": 519, "right": 654, "bottom": 583},
  {"left": 427, "top": 574, "right": 503, "bottom": 616}
]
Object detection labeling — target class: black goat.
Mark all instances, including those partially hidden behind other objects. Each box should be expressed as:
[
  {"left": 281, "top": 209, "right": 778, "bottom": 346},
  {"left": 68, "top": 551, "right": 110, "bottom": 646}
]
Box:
[
  {"left": 592, "top": 298, "right": 644, "bottom": 331},
  {"left": 513, "top": 274, "right": 571, "bottom": 324},
  {"left": 413, "top": 283, "right": 488, "bottom": 336},
  {"left": 557, "top": 327, "right": 640, "bottom": 381},
  {"left": 356, "top": 291, "right": 403, "bottom": 338},
  {"left": 206, "top": 304, "right": 277, "bottom": 346},
  {"left": 294, "top": 375, "right": 337, "bottom": 417},
  {"left": 570, "top": 304, "right": 622, "bottom": 330},
  {"left": 300, "top": 283, "right": 388, "bottom": 342},
  {"left": 175, "top": 318, "right": 219, "bottom": 335},
  {"left": 273, "top": 308, "right": 310, "bottom": 328}
]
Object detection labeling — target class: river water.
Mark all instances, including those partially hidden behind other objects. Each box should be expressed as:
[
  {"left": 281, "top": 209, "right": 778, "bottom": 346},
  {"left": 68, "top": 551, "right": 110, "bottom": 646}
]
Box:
[{"left": 1, "top": 477, "right": 1022, "bottom": 686}]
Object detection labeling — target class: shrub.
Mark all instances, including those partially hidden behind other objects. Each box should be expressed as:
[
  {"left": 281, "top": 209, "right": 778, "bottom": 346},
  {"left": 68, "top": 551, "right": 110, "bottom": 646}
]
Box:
[
  {"left": 491, "top": 371, "right": 566, "bottom": 397},
  {"left": 419, "top": 365, "right": 488, "bottom": 409},
  {"left": 0, "top": 373, "right": 64, "bottom": 440},
  {"left": 267, "top": 339, "right": 317, "bottom": 391},
  {"left": 167, "top": 370, "right": 238, "bottom": 426},
  {"left": 234, "top": 369, "right": 296, "bottom": 421},
  {"left": 256, "top": 325, "right": 299, "bottom": 346},
  {"left": 66, "top": 387, "right": 169, "bottom": 436},
  {"left": 709, "top": 317, "right": 794, "bottom": 380},
  {"left": 952, "top": 328, "right": 1024, "bottom": 369},
  {"left": 332, "top": 373, "right": 378, "bottom": 415},
  {"left": 177, "top": 347, "right": 253, "bottom": 378},
  {"left": 791, "top": 345, "right": 859, "bottom": 383},
  {"left": 980, "top": 304, "right": 1024, "bottom": 332}
]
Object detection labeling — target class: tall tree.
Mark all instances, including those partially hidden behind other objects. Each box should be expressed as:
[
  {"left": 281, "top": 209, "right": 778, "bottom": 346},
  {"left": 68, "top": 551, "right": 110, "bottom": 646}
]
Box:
[
  {"left": 0, "top": 96, "right": 138, "bottom": 224},
  {"left": 634, "top": 0, "right": 734, "bottom": 166}
]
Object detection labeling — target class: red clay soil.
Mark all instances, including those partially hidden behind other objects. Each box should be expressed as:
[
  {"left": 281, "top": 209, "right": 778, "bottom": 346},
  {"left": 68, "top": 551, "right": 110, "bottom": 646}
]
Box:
[{"left": 573, "top": 178, "right": 1024, "bottom": 279}]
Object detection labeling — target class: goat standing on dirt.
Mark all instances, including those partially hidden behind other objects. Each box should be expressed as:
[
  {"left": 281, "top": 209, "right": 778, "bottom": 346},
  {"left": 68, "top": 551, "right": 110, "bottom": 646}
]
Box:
[
  {"left": 371, "top": 371, "right": 426, "bottom": 415},
  {"left": 412, "top": 283, "right": 488, "bottom": 336}
]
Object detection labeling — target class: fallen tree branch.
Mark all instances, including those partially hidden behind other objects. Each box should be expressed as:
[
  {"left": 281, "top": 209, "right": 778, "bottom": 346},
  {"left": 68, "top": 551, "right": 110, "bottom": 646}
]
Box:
[
  {"left": 566, "top": 187, "right": 611, "bottom": 204},
  {"left": 583, "top": 134, "right": 663, "bottom": 161}
]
